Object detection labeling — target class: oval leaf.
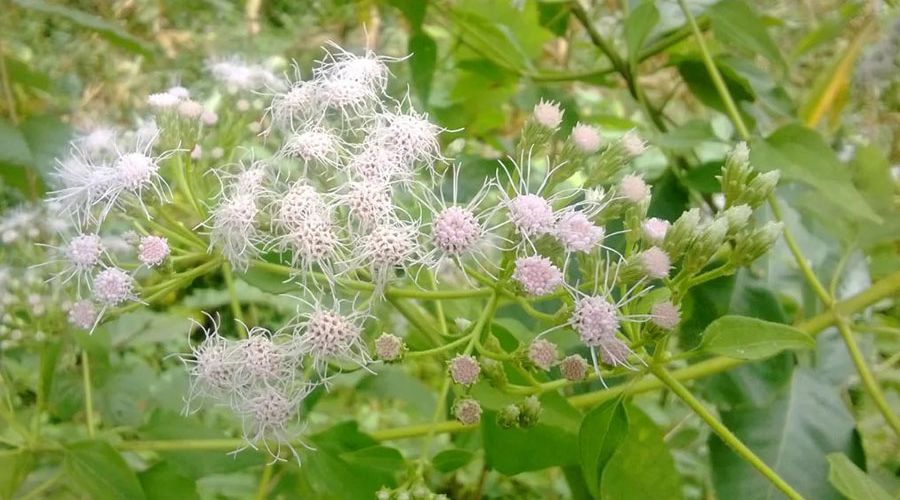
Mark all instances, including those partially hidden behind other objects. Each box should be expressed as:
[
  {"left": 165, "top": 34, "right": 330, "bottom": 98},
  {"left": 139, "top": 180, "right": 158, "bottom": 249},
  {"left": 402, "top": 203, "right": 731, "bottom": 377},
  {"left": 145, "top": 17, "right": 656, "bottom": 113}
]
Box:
[
  {"left": 699, "top": 315, "right": 814, "bottom": 360},
  {"left": 64, "top": 440, "right": 146, "bottom": 500},
  {"left": 432, "top": 449, "right": 475, "bottom": 473}
]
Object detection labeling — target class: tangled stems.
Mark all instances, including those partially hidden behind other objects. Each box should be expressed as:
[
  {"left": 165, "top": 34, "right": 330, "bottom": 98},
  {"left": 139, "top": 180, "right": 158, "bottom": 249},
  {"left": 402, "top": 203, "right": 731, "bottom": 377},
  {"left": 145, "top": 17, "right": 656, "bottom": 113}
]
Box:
[
  {"left": 675, "top": 0, "right": 900, "bottom": 440},
  {"left": 8, "top": 270, "right": 897, "bottom": 463},
  {"left": 650, "top": 365, "right": 804, "bottom": 500}
]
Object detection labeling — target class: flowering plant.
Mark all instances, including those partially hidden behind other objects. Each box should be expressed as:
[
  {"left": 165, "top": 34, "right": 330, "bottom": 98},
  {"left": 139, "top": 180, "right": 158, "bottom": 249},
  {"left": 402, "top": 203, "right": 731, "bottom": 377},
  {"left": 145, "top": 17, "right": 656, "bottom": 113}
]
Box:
[{"left": 1, "top": 2, "right": 898, "bottom": 499}]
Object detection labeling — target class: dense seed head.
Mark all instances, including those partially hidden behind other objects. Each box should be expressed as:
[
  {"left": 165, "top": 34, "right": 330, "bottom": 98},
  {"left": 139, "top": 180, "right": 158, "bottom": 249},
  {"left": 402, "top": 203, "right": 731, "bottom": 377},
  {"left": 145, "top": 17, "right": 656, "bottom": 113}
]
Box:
[
  {"left": 374, "top": 333, "right": 404, "bottom": 362},
  {"left": 555, "top": 211, "right": 604, "bottom": 253},
  {"left": 138, "top": 236, "right": 169, "bottom": 267},
  {"left": 571, "top": 296, "right": 619, "bottom": 347},
  {"left": 341, "top": 181, "right": 393, "bottom": 227},
  {"left": 285, "top": 218, "right": 340, "bottom": 262},
  {"left": 359, "top": 221, "right": 418, "bottom": 268},
  {"left": 194, "top": 335, "right": 238, "bottom": 393},
  {"left": 277, "top": 183, "right": 327, "bottom": 231},
  {"left": 560, "top": 354, "right": 589, "bottom": 381},
  {"left": 452, "top": 398, "right": 482, "bottom": 426},
  {"left": 319, "top": 78, "right": 374, "bottom": 111},
  {"left": 92, "top": 267, "right": 134, "bottom": 306},
  {"left": 282, "top": 129, "right": 338, "bottom": 164},
  {"left": 508, "top": 194, "right": 555, "bottom": 237},
  {"left": 304, "top": 309, "right": 361, "bottom": 357},
  {"left": 242, "top": 386, "right": 294, "bottom": 432},
  {"left": 237, "top": 331, "right": 284, "bottom": 383},
  {"left": 432, "top": 206, "right": 480, "bottom": 254},
  {"left": 449, "top": 354, "right": 480, "bottom": 386},
  {"left": 67, "top": 234, "right": 104, "bottom": 269},
  {"left": 513, "top": 255, "right": 563, "bottom": 296}
]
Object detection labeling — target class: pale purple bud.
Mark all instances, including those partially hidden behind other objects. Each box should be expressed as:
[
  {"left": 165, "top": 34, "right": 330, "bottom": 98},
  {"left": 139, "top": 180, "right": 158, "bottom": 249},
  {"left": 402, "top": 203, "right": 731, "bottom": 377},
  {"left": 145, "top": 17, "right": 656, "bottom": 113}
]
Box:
[
  {"left": 560, "top": 354, "right": 588, "bottom": 381},
  {"left": 452, "top": 398, "right": 482, "bottom": 426},
  {"left": 533, "top": 99, "right": 563, "bottom": 129},
  {"left": 571, "top": 122, "right": 602, "bottom": 154},
  {"left": 639, "top": 246, "right": 671, "bottom": 279},
  {"left": 374, "top": 333, "right": 404, "bottom": 362},
  {"left": 449, "top": 354, "right": 480, "bottom": 386},
  {"left": 528, "top": 338, "right": 558, "bottom": 371},
  {"left": 641, "top": 217, "right": 670, "bottom": 245},
  {"left": 651, "top": 301, "right": 680, "bottom": 330},
  {"left": 138, "top": 235, "right": 170, "bottom": 267}
]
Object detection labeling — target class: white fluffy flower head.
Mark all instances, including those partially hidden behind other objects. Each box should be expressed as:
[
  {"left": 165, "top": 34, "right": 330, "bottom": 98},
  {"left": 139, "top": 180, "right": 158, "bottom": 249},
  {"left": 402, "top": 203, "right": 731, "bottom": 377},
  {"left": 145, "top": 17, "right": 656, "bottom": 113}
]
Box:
[
  {"left": 513, "top": 255, "right": 563, "bottom": 296},
  {"left": 556, "top": 211, "right": 604, "bottom": 253},
  {"left": 92, "top": 267, "right": 135, "bottom": 306}
]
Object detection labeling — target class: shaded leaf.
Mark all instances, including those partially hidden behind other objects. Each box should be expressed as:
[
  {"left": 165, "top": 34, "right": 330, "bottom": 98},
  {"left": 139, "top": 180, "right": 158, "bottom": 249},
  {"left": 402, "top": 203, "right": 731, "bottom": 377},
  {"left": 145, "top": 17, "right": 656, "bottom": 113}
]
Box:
[
  {"left": 624, "top": 1, "right": 659, "bottom": 65},
  {"left": 432, "top": 449, "right": 475, "bottom": 473},
  {"left": 709, "top": 369, "right": 865, "bottom": 500},
  {"left": 12, "top": 0, "right": 155, "bottom": 56},
  {"left": 826, "top": 453, "right": 893, "bottom": 500},
  {"left": 578, "top": 398, "right": 627, "bottom": 497},
  {"left": 699, "top": 315, "right": 814, "bottom": 360},
  {"left": 0, "top": 450, "right": 33, "bottom": 500},
  {"left": 64, "top": 440, "right": 146, "bottom": 500},
  {"left": 408, "top": 31, "right": 437, "bottom": 105},
  {"left": 139, "top": 461, "right": 199, "bottom": 500},
  {"left": 600, "top": 405, "right": 682, "bottom": 500},
  {"left": 340, "top": 445, "right": 404, "bottom": 473},
  {"left": 710, "top": 0, "right": 785, "bottom": 68}
]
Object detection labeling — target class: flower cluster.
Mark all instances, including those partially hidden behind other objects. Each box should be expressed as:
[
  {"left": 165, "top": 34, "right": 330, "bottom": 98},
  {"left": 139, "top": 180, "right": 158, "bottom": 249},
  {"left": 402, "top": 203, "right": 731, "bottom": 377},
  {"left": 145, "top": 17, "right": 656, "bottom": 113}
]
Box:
[{"left": 27, "top": 42, "right": 783, "bottom": 465}]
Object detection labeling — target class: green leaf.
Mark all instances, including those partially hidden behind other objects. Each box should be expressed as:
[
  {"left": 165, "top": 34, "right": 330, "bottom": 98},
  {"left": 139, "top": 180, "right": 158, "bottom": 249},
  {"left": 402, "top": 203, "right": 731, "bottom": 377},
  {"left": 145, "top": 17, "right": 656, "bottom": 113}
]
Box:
[
  {"left": 64, "top": 440, "right": 146, "bottom": 500},
  {"left": 0, "top": 119, "right": 32, "bottom": 168},
  {"left": 340, "top": 445, "right": 404, "bottom": 473},
  {"left": 600, "top": 405, "right": 682, "bottom": 500},
  {"left": 408, "top": 31, "right": 437, "bottom": 105},
  {"left": 3, "top": 56, "right": 51, "bottom": 91},
  {"left": 482, "top": 393, "right": 581, "bottom": 474},
  {"left": 0, "top": 450, "right": 33, "bottom": 500},
  {"left": 699, "top": 315, "right": 814, "bottom": 360},
  {"left": 655, "top": 119, "right": 720, "bottom": 151},
  {"left": 624, "top": 1, "right": 659, "bottom": 65},
  {"left": 12, "top": 0, "right": 155, "bottom": 56},
  {"left": 431, "top": 449, "right": 475, "bottom": 473},
  {"left": 387, "top": 0, "right": 428, "bottom": 28},
  {"left": 138, "top": 462, "right": 199, "bottom": 500},
  {"left": 242, "top": 263, "right": 297, "bottom": 294},
  {"left": 19, "top": 115, "right": 71, "bottom": 183},
  {"left": 709, "top": 0, "right": 785, "bottom": 69},
  {"left": 578, "top": 398, "right": 627, "bottom": 497},
  {"left": 139, "top": 411, "right": 265, "bottom": 478},
  {"left": 709, "top": 369, "right": 865, "bottom": 500},
  {"left": 751, "top": 124, "right": 881, "bottom": 223},
  {"left": 826, "top": 453, "right": 893, "bottom": 500}
]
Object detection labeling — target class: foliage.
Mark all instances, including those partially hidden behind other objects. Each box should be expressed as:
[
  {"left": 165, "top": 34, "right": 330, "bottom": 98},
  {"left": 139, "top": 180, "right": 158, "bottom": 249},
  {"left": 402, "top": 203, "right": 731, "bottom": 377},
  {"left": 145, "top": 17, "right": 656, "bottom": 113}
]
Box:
[{"left": 0, "top": 1, "right": 898, "bottom": 499}]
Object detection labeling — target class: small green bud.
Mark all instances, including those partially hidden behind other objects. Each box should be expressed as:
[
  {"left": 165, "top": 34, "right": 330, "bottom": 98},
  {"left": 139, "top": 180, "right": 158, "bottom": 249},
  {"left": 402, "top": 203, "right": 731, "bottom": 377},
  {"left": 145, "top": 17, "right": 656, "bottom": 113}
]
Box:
[
  {"left": 721, "top": 204, "right": 753, "bottom": 235},
  {"left": 481, "top": 358, "right": 508, "bottom": 389},
  {"left": 517, "top": 395, "right": 542, "bottom": 428},
  {"left": 663, "top": 208, "right": 701, "bottom": 260},
  {"left": 497, "top": 404, "right": 521, "bottom": 428},
  {"left": 733, "top": 221, "right": 783, "bottom": 265},
  {"left": 721, "top": 142, "right": 753, "bottom": 206},
  {"left": 736, "top": 170, "right": 780, "bottom": 208},
  {"left": 683, "top": 218, "right": 729, "bottom": 274}
]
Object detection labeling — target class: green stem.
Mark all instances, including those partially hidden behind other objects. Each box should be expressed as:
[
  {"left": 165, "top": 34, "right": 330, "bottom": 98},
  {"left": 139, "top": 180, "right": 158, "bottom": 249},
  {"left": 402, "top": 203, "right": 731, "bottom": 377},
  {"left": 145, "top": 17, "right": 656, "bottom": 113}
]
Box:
[
  {"left": 81, "top": 351, "right": 95, "bottom": 439},
  {"left": 768, "top": 196, "right": 832, "bottom": 305},
  {"left": 254, "top": 463, "right": 275, "bottom": 500},
  {"left": 387, "top": 296, "right": 444, "bottom": 348},
  {"left": 406, "top": 336, "right": 471, "bottom": 359},
  {"left": 835, "top": 318, "right": 900, "bottom": 437},
  {"left": 676, "top": 0, "right": 751, "bottom": 139},
  {"left": 13, "top": 272, "right": 899, "bottom": 453},
  {"left": 221, "top": 262, "right": 246, "bottom": 327},
  {"left": 650, "top": 365, "right": 804, "bottom": 500}
]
